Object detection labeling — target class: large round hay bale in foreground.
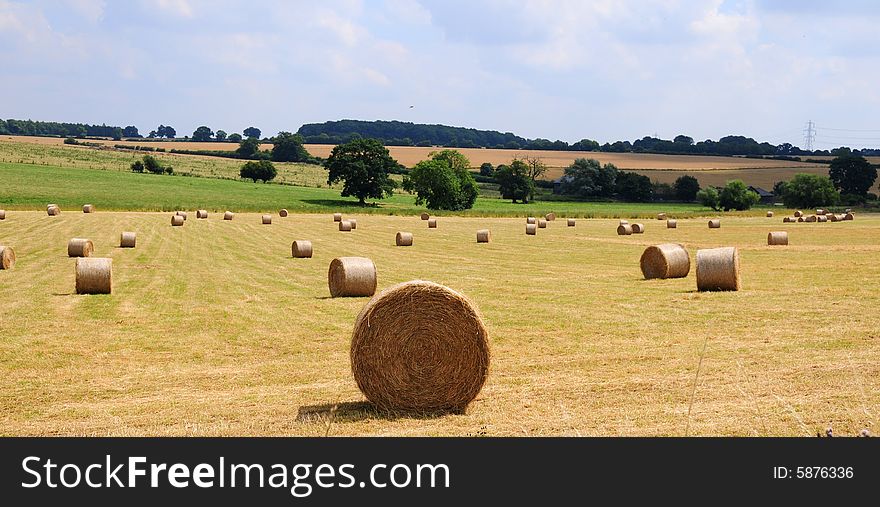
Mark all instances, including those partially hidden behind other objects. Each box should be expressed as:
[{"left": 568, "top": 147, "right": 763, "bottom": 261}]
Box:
[
  {"left": 350, "top": 280, "right": 490, "bottom": 412},
  {"left": 67, "top": 238, "right": 94, "bottom": 258},
  {"left": 545, "top": 212, "right": 556, "bottom": 221},
  {"left": 0, "top": 246, "right": 15, "bottom": 270},
  {"left": 667, "top": 219, "right": 677, "bottom": 228},
  {"left": 794, "top": 210, "right": 803, "bottom": 217},
  {"left": 657, "top": 213, "right": 667, "bottom": 220},
  {"left": 767, "top": 231, "right": 788, "bottom": 246},
  {"left": 334, "top": 213, "right": 343, "bottom": 222},
  {"left": 82, "top": 204, "right": 95, "bottom": 213},
  {"left": 196, "top": 209, "right": 208, "bottom": 219},
  {"left": 396, "top": 232, "right": 413, "bottom": 246},
  {"left": 328, "top": 257, "right": 377, "bottom": 297},
  {"left": 640, "top": 243, "right": 690, "bottom": 280},
  {"left": 47, "top": 205, "right": 60, "bottom": 216},
  {"left": 428, "top": 218, "right": 437, "bottom": 228},
  {"left": 349, "top": 218, "right": 358, "bottom": 230},
  {"left": 223, "top": 211, "right": 234, "bottom": 220},
  {"left": 75, "top": 257, "right": 111, "bottom": 294},
  {"left": 291, "top": 240, "right": 313, "bottom": 258},
  {"left": 537, "top": 219, "right": 547, "bottom": 228},
  {"left": 631, "top": 223, "right": 645, "bottom": 234},
  {"left": 526, "top": 223, "right": 537, "bottom": 235},
  {"left": 696, "top": 247, "right": 740, "bottom": 292},
  {"left": 262, "top": 214, "right": 272, "bottom": 225},
  {"left": 617, "top": 224, "right": 633, "bottom": 235},
  {"left": 171, "top": 215, "right": 184, "bottom": 226},
  {"left": 526, "top": 217, "right": 536, "bottom": 224},
  {"left": 339, "top": 220, "right": 352, "bottom": 231},
  {"left": 567, "top": 218, "right": 575, "bottom": 227},
  {"left": 279, "top": 209, "right": 288, "bottom": 217},
  {"left": 476, "top": 229, "right": 490, "bottom": 242},
  {"left": 708, "top": 219, "right": 721, "bottom": 229},
  {"left": 766, "top": 211, "right": 774, "bottom": 217},
  {"left": 420, "top": 212, "right": 429, "bottom": 220},
  {"left": 0, "top": 210, "right": 6, "bottom": 220},
  {"left": 120, "top": 232, "right": 136, "bottom": 248}
]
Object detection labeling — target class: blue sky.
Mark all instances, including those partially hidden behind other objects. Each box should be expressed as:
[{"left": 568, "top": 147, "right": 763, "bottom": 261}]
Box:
[{"left": 2, "top": 0, "right": 879, "bottom": 148}]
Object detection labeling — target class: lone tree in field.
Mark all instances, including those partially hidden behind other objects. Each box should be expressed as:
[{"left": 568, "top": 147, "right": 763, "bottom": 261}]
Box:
[
  {"left": 403, "top": 150, "right": 478, "bottom": 210},
  {"left": 558, "top": 158, "right": 618, "bottom": 198},
  {"left": 780, "top": 173, "right": 839, "bottom": 209},
  {"left": 523, "top": 156, "right": 547, "bottom": 202},
  {"left": 243, "top": 126, "right": 261, "bottom": 139},
  {"left": 156, "top": 125, "right": 176, "bottom": 139},
  {"left": 215, "top": 130, "right": 227, "bottom": 142},
  {"left": 143, "top": 154, "right": 164, "bottom": 174},
  {"left": 828, "top": 154, "right": 877, "bottom": 200},
  {"left": 228, "top": 133, "right": 242, "bottom": 143},
  {"left": 236, "top": 137, "right": 262, "bottom": 159},
  {"left": 192, "top": 126, "right": 214, "bottom": 142},
  {"left": 324, "top": 138, "right": 397, "bottom": 205},
  {"left": 240, "top": 160, "right": 277, "bottom": 183},
  {"left": 718, "top": 179, "right": 760, "bottom": 211},
  {"left": 122, "top": 126, "right": 140, "bottom": 138},
  {"left": 271, "top": 131, "right": 311, "bottom": 162},
  {"left": 494, "top": 159, "right": 533, "bottom": 203},
  {"left": 130, "top": 160, "right": 144, "bottom": 173},
  {"left": 615, "top": 171, "right": 653, "bottom": 202},
  {"left": 673, "top": 175, "right": 701, "bottom": 201}
]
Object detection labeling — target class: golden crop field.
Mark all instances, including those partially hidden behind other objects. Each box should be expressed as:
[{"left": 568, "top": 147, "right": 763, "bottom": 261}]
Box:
[{"left": 1, "top": 211, "right": 877, "bottom": 436}]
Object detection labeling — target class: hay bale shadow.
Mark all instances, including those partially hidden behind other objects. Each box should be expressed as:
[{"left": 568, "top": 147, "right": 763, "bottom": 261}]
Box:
[{"left": 296, "top": 401, "right": 460, "bottom": 423}]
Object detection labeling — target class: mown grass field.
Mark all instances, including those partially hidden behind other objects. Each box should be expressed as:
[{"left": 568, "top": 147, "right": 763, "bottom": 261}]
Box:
[{"left": 1, "top": 210, "right": 877, "bottom": 436}]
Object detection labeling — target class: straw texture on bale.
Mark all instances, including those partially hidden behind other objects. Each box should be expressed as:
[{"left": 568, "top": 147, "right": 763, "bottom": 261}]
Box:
[
  {"left": 526, "top": 223, "right": 537, "bottom": 235},
  {"left": 262, "top": 214, "right": 272, "bottom": 225},
  {"left": 526, "top": 217, "right": 536, "bottom": 224},
  {"left": 349, "top": 218, "right": 358, "bottom": 230},
  {"left": 794, "top": 210, "right": 803, "bottom": 217},
  {"left": 805, "top": 215, "right": 817, "bottom": 223},
  {"left": 75, "top": 257, "right": 111, "bottom": 295},
  {"left": 428, "top": 218, "right": 437, "bottom": 228},
  {"left": 817, "top": 209, "right": 826, "bottom": 215},
  {"left": 47, "top": 205, "right": 60, "bottom": 216},
  {"left": 120, "top": 232, "right": 136, "bottom": 248},
  {"left": 339, "top": 220, "right": 352, "bottom": 231},
  {"left": 797, "top": 216, "right": 805, "bottom": 222},
  {"left": 82, "top": 204, "right": 95, "bottom": 213},
  {"left": 0, "top": 246, "right": 15, "bottom": 270},
  {"left": 829, "top": 214, "right": 840, "bottom": 222},
  {"left": 176, "top": 211, "right": 187, "bottom": 220},
  {"left": 817, "top": 215, "right": 828, "bottom": 223},
  {"left": 67, "top": 238, "right": 94, "bottom": 258},
  {"left": 279, "top": 209, "right": 289, "bottom": 217},
  {"left": 844, "top": 213, "right": 854, "bottom": 221},
  {"left": 640, "top": 243, "right": 690, "bottom": 280},
  {"left": 196, "top": 209, "right": 208, "bottom": 219},
  {"left": 696, "top": 247, "right": 740, "bottom": 292},
  {"left": 617, "top": 224, "right": 633, "bottom": 235},
  {"left": 545, "top": 213, "right": 556, "bottom": 221},
  {"left": 567, "top": 218, "right": 576, "bottom": 227},
  {"left": 476, "top": 229, "right": 491, "bottom": 242},
  {"left": 328, "top": 257, "right": 377, "bottom": 297},
  {"left": 334, "top": 213, "right": 343, "bottom": 222},
  {"left": 0, "top": 210, "right": 6, "bottom": 220},
  {"left": 783, "top": 217, "right": 793, "bottom": 223},
  {"left": 171, "top": 215, "right": 184, "bottom": 226},
  {"left": 708, "top": 219, "right": 721, "bottom": 229},
  {"left": 350, "top": 280, "right": 490, "bottom": 413},
  {"left": 420, "top": 212, "right": 429, "bottom": 220},
  {"left": 396, "top": 232, "right": 413, "bottom": 246},
  {"left": 291, "top": 240, "right": 313, "bottom": 258},
  {"left": 657, "top": 213, "right": 667, "bottom": 220},
  {"left": 631, "top": 223, "right": 645, "bottom": 234},
  {"left": 223, "top": 211, "right": 234, "bottom": 220},
  {"left": 767, "top": 231, "right": 788, "bottom": 246},
  {"left": 667, "top": 219, "right": 677, "bottom": 228},
  {"left": 537, "top": 219, "right": 547, "bottom": 228},
  {"left": 766, "top": 211, "right": 774, "bottom": 217}
]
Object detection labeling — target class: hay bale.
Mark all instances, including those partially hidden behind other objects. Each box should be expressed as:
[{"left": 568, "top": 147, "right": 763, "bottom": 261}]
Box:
[
  {"left": 279, "top": 209, "right": 289, "bottom": 217},
  {"left": 396, "top": 232, "right": 413, "bottom": 246},
  {"left": 640, "top": 243, "right": 690, "bottom": 279},
  {"left": 176, "top": 211, "right": 187, "bottom": 220},
  {"left": 844, "top": 212, "right": 854, "bottom": 221},
  {"left": 526, "top": 217, "right": 536, "bottom": 224},
  {"left": 797, "top": 216, "right": 805, "bottom": 222},
  {"left": 120, "top": 232, "right": 136, "bottom": 248},
  {"left": 526, "top": 223, "right": 537, "bottom": 235},
  {"left": 350, "top": 280, "right": 489, "bottom": 412},
  {"left": 657, "top": 213, "right": 667, "bottom": 220},
  {"left": 75, "top": 257, "right": 112, "bottom": 295},
  {"left": 47, "top": 205, "right": 60, "bottom": 216},
  {"left": 829, "top": 214, "right": 840, "bottom": 222},
  {"left": 262, "top": 214, "right": 272, "bottom": 225},
  {"left": 0, "top": 210, "right": 5, "bottom": 220},
  {"left": 328, "top": 257, "right": 377, "bottom": 297},
  {"left": 766, "top": 211, "right": 774, "bottom": 217},
  {"left": 291, "top": 240, "right": 313, "bottom": 258},
  {"left": 794, "top": 210, "right": 803, "bottom": 217},
  {"left": 631, "top": 223, "right": 645, "bottom": 234},
  {"left": 67, "top": 238, "right": 94, "bottom": 258},
  {"left": 617, "top": 224, "right": 633, "bottom": 235},
  {"left": 420, "top": 212, "right": 429, "bottom": 220},
  {"left": 0, "top": 245, "right": 15, "bottom": 270},
  {"left": 476, "top": 229, "right": 491, "bottom": 242},
  {"left": 545, "top": 212, "right": 556, "bottom": 221},
  {"left": 619, "top": 219, "right": 629, "bottom": 225},
  {"left": 339, "top": 220, "right": 352, "bottom": 231},
  {"left": 816, "top": 209, "right": 826, "bottom": 215},
  {"left": 334, "top": 213, "right": 343, "bottom": 222},
  {"left": 428, "top": 218, "right": 437, "bottom": 228},
  {"left": 349, "top": 218, "right": 358, "bottom": 230},
  {"left": 783, "top": 217, "right": 793, "bottom": 223},
  {"left": 817, "top": 215, "right": 828, "bottom": 223},
  {"left": 667, "top": 219, "right": 677, "bottom": 228},
  {"left": 537, "top": 219, "right": 547, "bottom": 228},
  {"left": 196, "top": 209, "right": 208, "bottom": 219},
  {"left": 708, "top": 219, "right": 721, "bottom": 229},
  {"left": 767, "top": 231, "right": 788, "bottom": 246},
  {"left": 567, "top": 218, "right": 576, "bottom": 227},
  {"left": 171, "top": 215, "right": 184, "bottom": 226},
  {"left": 805, "top": 215, "right": 817, "bottom": 223},
  {"left": 82, "top": 204, "right": 95, "bottom": 213},
  {"left": 223, "top": 211, "right": 234, "bottom": 220},
  {"left": 696, "top": 247, "right": 740, "bottom": 291}
]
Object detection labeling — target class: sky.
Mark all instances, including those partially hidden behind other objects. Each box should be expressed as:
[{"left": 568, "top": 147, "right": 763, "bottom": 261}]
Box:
[{"left": 2, "top": 0, "right": 880, "bottom": 148}]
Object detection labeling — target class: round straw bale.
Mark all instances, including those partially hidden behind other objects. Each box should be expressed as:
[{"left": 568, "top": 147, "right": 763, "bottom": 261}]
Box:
[
  {"left": 783, "top": 216, "right": 793, "bottom": 223},
  {"left": 567, "top": 218, "right": 576, "bottom": 227},
  {"left": 428, "top": 218, "right": 437, "bottom": 228},
  {"left": 829, "top": 214, "right": 840, "bottom": 222},
  {"left": 526, "top": 223, "right": 537, "bottom": 235},
  {"left": 292, "top": 240, "right": 313, "bottom": 258},
  {"left": 476, "top": 229, "right": 491, "bottom": 242},
  {"left": 47, "top": 204, "right": 57, "bottom": 210},
  {"left": 844, "top": 212, "right": 854, "bottom": 221},
  {"left": 279, "top": 209, "right": 289, "bottom": 217},
  {"left": 396, "top": 232, "right": 413, "bottom": 246},
  {"left": 75, "top": 257, "right": 111, "bottom": 294},
  {"left": 334, "top": 213, "right": 343, "bottom": 222},
  {"left": 657, "top": 213, "right": 667, "bottom": 220},
  {"left": 0, "top": 245, "right": 15, "bottom": 270},
  {"left": 196, "top": 209, "right": 208, "bottom": 219},
  {"left": 640, "top": 243, "right": 690, "bottom": 279},
  {"left": 328, "top": 257, "right": 377, "bottom": 297},
  {"left": 47, "top": 205, "right": 60, "bottom": 216},
  {"left": 349, "top": 218, "right": 358, "bottom": 230},
  {"left": 696, "top": 247, "right": 740, "bottom": 292},
  {"left": 526, "top": 217, "right": 536, "bottom": 224},
  {"left": 0, "top": 210, "right": 6, "bottom": 220},
  {"left": 805, "top": 215, "right": 817, "bottom": 223},
  {"left": 120, "top": 232, "right": 136, "bottom": 248},
  {"left": 262, "top": 214, "right": 272, "bottom": 225},
  {"left": 223, "top": 211, "right": 234, "bottom": 220},
  {"left": 767, "top": 231, "right": 788, "bottom": 246},
  {"left": 816, "top": 209, "right": 826, "bottom": 215},
  {"left": 817, "top": 215, "right": 828, "bottom": 223},
  {"left": 667, "top": 219, "right": 677, "bottom": 228},
  {"left": 420, "top": 212, "right": 429, "bottom": 220},
  {"left": 845, "top": 208, "right": 852, "bottom": 213},
  {"left": 350, "top": 280, "right": 489, "bottom": 412},
  {"left": 794, "top": 210, "right": 803, "bottom": 217},
  {"left": 545, "top": 212, "right": 556, "bottom": 221},
  {"left": 67, "top": 238, "right": 94, "bottom": 257},
  {"left": 708, "top": 219, "right": 721, "bottom": 229},
  {"left": 797, "top": 216, "right": 805, "bottom": 222},
  {"left": 619, "top": 219, "right": 629, "bottom": 225},
  {"left": 171, "top": 215, "right": 184, "bottom": 226},
  {"left": 617, "top": 224, "right": 633, "bottom": 235},
  {"left": 82, "top": 204, "right": 95, "bottom": 213},
  {"left": 339, "top": 220, "right": 352, "bottom": 231},
  {"left": 176, "top": 211, "right": 187, "bottom": 220},
  {"left": 537, "top": 219, "right": 547, "bottom": 228},
  {"left": 766, "top": 211, "right": 774, "bottom": 217},
  {"left": 631, "top": 223, "right": 645, "bottom": 234}
]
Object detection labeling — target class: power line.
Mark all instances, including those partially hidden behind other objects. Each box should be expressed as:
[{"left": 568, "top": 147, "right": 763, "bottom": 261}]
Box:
[
  {"left": 817, "top": 126, "right": 880, "bottom": 133},
  {"left": 803, "top": 120, "right": 815, "bottom": 151}
]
